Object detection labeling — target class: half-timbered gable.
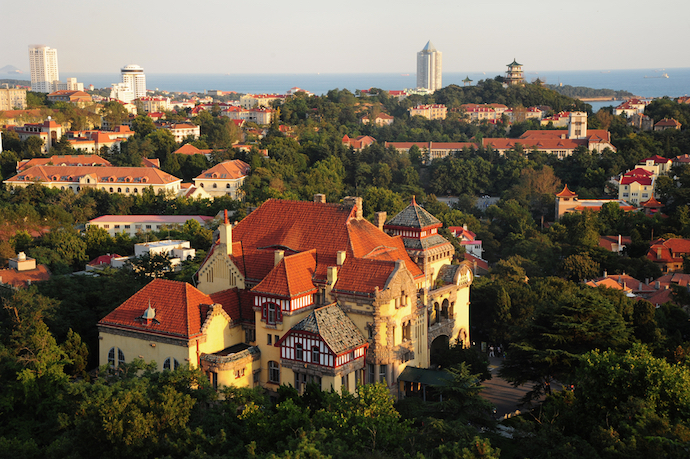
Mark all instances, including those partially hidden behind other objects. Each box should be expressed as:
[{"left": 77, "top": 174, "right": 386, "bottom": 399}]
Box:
[{"left": 277, "top": 304, "right": 367, "bottom": 391}]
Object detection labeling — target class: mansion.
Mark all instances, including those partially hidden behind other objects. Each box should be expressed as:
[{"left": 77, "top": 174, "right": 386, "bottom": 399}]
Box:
[{"left": 98, "top": 195, "right": 473, "bottom": 397}]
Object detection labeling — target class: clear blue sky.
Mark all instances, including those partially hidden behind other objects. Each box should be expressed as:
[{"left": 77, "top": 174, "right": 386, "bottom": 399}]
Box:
[{"left": 2, "top": 0, "right": 689, "bottom": 75}]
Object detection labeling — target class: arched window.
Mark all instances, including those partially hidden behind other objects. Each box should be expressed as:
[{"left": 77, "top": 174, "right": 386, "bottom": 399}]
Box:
[
  {"left": 108, "top": 347, "right": 125, "bottom": 367},
  {"left": 125, "top": 187, "right": 130, "bottom": 193},
  {"left": 163, "top": 357, "right": 179, "bottom": 371},
  {"left": 134, "top": 188, "right": 138, "bottom": 193},
  {"left": 117, "top": 187, "right": 122, "bottom": 193},
  {"left": 109, "top": 187, "right": 114, "bottom": 192},
  {"left": 311, "top": 346, "right": 320, "bottom": 364},
  {"left": 213, "top": 183, "right": 217, "bottom": 189},
  {"left": 226, "top": 183, "right": 230, "bottom": 188},
  {"left": 268, "top": 361, "right": 280, "bottom": 383}
]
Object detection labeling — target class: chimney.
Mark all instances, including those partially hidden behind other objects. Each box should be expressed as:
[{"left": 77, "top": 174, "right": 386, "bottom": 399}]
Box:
[
  {"left": 463, "top": 223, "right": 468, "bottom": 231},
  {"left": 375, "top": 211, "right": 387, "bottom": 231},
  {"left": 655, "top": 280, "right": 660, "bottom": 289},
  {"left": 336, "top": 250, "right": 346, "bottom": 266},
  {"left": 219, "top": 209, "right": 233, "bottom": 256},
  {"left": 327, "top": 266, "right": 338, "bottom": 285},
  {"left": 314, "top": 193, "right": 326, "bottom": 203},
  {"left": 603, "top": 269, "right": 607, "bottom": 278},
  {"left": 344, "top": 196, "right": 363, "bottom": 219},
  {"left": 274, "top": 250, "right": 285, "bottom": 266}
]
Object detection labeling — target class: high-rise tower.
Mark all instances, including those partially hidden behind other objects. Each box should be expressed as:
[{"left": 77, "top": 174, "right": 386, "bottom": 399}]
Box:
[
  {"left": 121, "top": 64, "right": 147, "bottom": 99},
  {"left": 417, "top": 41, "right": 442, "bottom": 92},
  {"left": 28, "top": 45, "right": 60, "bottom": 93}
]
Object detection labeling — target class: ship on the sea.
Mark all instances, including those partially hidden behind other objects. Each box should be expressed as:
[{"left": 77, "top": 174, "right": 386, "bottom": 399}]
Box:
[{"left": 644, "top": 72, "right": 669, "bottom": 79}]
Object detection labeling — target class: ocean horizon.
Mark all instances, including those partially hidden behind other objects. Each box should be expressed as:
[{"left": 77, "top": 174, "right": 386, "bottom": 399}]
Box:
[{"left": 5, "top": 67, "right": 689, "bottom": 108}]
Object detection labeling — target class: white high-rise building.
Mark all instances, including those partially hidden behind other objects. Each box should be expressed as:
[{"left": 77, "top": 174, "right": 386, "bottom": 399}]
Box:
[
  {"left": 121, "top": 65, "right": 147, "bottom": 100},
  {"left": 417, "top": 41, "right": 442, "bottom": 92},
  {"left": 29, "top": 45, "right": 60, "bottom": 93}
]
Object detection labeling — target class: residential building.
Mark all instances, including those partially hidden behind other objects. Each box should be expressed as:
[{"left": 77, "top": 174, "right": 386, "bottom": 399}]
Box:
[
  {"left": 11, "top": 118, "right": 64, "bottom": 153},
  {"left": 85, "top": 254, "right": 122, "bottom": 272},
  {"left": 138, "top": 96, "right": 171, "bottom": 113},
  {"left": 408, "top": 104, "right": 447, "bottom": 120},
  {"left": 417, "top": 41, "right": 442, "bottom": 92},
  {"left": 628, "top": 113, "right": 654, "bottom": 131},
  {"left": 99, "top": 196, "right": 473, "bottom": 397},
  {"left": 0, "top": 252, "right": 50, "bottom": 289},
  {"left": 47, "top": 90, "right": 92, "bottom": 107},
  {"left": 613, "top": 99, "right": 648, "bottom": 117},
  {"left": 193, "top": 160, "right": 251, "bottom": 199},
  {"left": 640, "top": 196, "right": 664, "bottom": 217},
  {"left": 239, "top": 94, "right": 285, "bottom": 109},
  {"left": 17, "top": 154, "right": 113, "bottom": 172},
  {"left": 636, "top": 155, "right": 673, "bottom": 176},
  {"left": 28, "top": 45, "right": 59, "bottom": 93},
  {"left": 65, "top": 128, "right": 134, "bottom": 153},
  {"left": 554, "top": 185, "right": 634, "bottom": 220},
  {"left": 87, "top": 215, "right": 212, "bottom": 237},
  {"left": 56, "top": 77, "right": 84, "bottom": 92},
  {"left": 158, "top": 123, "right": 200, "bottom": 142},
  {"left": 673, "top": 154, "right": 690, "bottom": 168},
  {"left": 619, "top": 168, "right": 655, "bottom": 205},
  {"left": 647, "top": 238, "right": 690, "bottom": 273},
  {"left": 342, "top": 135, "right": 375, "bottom": 151},
  {"left": 110, "top": 82, "right": 135, "bottom": 104},
  {"left": 361, "top": 113, "right": 394, "bottom": 126},
  {"left": 0, "top": 88, "right": 27, "bottom": 110},
  {"left": 4, "top": 166, "right": 182, "bottom": 196},
  {"left": 654, "top": 118, "right": 682, "bottom": 131},
  {"left": 121, "top": 65, "right": 147, "bottom": 100},
  {"left": 134, "top": 240, "right": 196, "bottom": 269},
  {"left": 540, "top": 111, "right": 571, "bottom": 127},
  {"left": 222, "top": 106, "right": 275, "bottom": 125},
  {"left": 448, "top": 225, "right": 483, "bottom": 259},
  {"left": 505, "top": 59, "right": 525, "bottom": 86},
  {"left": 384, "top": 141, "right": 478, "bottom": 162}
]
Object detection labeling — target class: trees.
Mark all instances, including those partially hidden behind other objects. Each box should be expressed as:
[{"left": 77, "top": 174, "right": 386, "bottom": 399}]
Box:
[
  {"left": 499, "top": 279, "right": 632, "bottom": 401},
  {"left": 100, "top": 100, "right": 130, "bottom": 127}
]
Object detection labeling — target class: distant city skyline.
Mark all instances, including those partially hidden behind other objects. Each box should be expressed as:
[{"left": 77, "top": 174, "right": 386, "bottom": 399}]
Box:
[{"left": 2, "top": 0, "right": 689, "bottom": 75}]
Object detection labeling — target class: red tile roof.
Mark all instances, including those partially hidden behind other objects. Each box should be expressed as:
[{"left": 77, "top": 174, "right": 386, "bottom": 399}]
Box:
[
  {"left": 598, "top": 235, "right": 631, "bottom": 251},
  {"left": 99, "top": 279, "right": 243, "bottom": 339},
  {"left": 195, "top": 160, "right": 250, "bottom": 180},
  {"left": 6, "top": 165, "right": 181, "bottom": 186},
  {"left": 17, "top": 155, "right": 112, "bottom": 172},
  {"left": 88, "top": 254, "right": 122, "bottom": 266},
  {"left": 252, "top": 250, "right": 317, "bottom": 298},
  {"left": 0, "top": 265, "right": 51, "bottom": 288},
  {"left": 174, "top": 144, "right": 213, "bottom": 156},
  {"left": 216, "top": 199, "right": 423, "bottom": 291}
]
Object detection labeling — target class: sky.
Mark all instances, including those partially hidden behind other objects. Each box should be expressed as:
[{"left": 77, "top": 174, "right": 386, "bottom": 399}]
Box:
[{"left": 2, "top": 0, "right": 689, "bottom": 75}]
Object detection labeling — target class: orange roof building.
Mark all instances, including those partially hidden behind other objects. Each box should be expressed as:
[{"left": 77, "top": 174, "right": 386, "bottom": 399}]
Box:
[
  {"left": 100, "top": 195, "right": 473, "bottom": 397},
  {"left": 647, "top": 238, "right": 690, "bottom": 273},
  {"left": 4, "top": 165, "right": 182, "bottom": 195},
  {"left": 555, "top": 185, "right": 635, "bottom": 220},
  {"left": 193, "top": 160, "right": 250, "bottom": 200}
]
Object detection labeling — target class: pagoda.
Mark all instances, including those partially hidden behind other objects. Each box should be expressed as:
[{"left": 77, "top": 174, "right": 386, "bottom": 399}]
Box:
[{"left": 505, "top": 59, "right": 525, "bottom": 86}]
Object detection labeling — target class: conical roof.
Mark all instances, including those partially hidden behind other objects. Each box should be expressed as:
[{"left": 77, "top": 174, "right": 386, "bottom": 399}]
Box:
[
  {"left": 386, "top": 196, "right": 441, "bottom": 229},
  {"left": 421, "top": 41, "right": 437, "bottom": 53}
]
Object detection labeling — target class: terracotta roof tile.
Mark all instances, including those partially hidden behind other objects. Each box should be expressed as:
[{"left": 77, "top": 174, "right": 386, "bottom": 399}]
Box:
[
  {"left": 252, "top": 250, "right": 317, "bottom": 298},
  {"left": 99, "top": 279, "right": 233, "bottom": 339},
  {"left": 0, "top": 265, "right": 51, "bottom": 288}
]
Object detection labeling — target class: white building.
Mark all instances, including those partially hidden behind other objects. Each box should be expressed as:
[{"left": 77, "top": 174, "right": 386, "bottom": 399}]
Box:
[
  {"left": 110, "top": 82, "right": 135, "bottom": 104},
  {"left": 87, "top": 215, "right": 213, "bottom": 237},
  {"left": 28, "top": 45, "right": 59, "bottom": 93},
  {"left": 417, "top": 41, "right": 442, "bottom": 92},
  {"left": 56, "top": 77, "right": 84, "bottom": 92},
  {"left": 121, "top": 65, "right": 147, "bottom": 100}
]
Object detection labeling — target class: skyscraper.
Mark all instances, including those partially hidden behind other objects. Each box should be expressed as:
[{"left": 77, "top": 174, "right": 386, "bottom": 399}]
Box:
[
  {"left": 417, "top": 41, "right": 442, "bottom": 92},
  {"left": 28, "top": 45, "right": 60, "bottom": 93},
  {"left": 121, "top": 64, "right": 147, "bottom": 100}
]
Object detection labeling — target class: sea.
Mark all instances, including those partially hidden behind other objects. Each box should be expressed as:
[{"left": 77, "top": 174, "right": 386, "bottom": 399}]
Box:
[{"left": 58, "top": 67, "right": 690, "bottom": 112}]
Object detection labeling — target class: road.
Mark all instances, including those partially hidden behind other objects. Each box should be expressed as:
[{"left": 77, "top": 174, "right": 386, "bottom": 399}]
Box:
[{"left": 480, "top": 356, "right": 542, "bottom": 419}]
